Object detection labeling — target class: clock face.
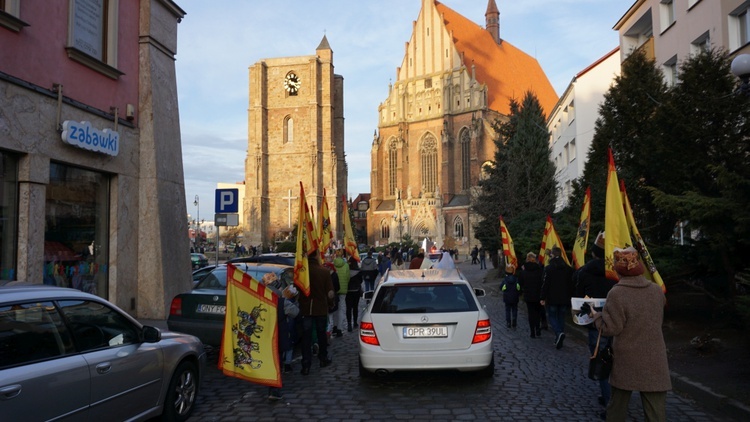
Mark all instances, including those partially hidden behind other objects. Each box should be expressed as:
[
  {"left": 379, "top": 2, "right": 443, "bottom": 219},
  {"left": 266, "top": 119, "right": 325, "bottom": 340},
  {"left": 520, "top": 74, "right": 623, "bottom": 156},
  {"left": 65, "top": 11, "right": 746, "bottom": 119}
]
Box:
[{"left": 284, "top": 73, "right": 300, "bottom": 94}]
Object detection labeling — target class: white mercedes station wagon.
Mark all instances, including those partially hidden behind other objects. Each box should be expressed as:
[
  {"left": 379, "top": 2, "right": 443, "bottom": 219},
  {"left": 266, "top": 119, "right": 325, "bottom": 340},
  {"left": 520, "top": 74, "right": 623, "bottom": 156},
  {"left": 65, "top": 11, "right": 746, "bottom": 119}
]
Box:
[{"left": 358, "top": 269, "right": 494, "bottom": 377}]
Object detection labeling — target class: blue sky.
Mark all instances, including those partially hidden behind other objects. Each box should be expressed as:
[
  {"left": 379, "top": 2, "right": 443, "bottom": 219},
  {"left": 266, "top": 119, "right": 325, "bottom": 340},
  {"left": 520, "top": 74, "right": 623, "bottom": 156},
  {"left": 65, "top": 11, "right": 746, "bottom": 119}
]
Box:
[{"left": 176, "top": 0, "right": 629, "bottom": 221}]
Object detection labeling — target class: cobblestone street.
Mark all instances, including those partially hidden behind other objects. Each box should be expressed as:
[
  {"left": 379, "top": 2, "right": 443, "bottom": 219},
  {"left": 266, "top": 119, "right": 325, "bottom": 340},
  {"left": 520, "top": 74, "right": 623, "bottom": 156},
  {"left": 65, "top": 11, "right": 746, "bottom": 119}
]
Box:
[{"left": 179, "top": 260, "right": 738, "bottom": 421}]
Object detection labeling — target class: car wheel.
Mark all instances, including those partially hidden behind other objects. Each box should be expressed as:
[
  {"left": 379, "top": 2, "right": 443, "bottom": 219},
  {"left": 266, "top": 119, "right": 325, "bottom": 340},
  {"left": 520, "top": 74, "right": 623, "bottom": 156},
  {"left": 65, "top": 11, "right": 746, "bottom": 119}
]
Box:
[
  {"left": 479, "top": 355, "right": 495, "bottom": 378},
  {"left": 162, "top": 361, "right": 198, "bottom": 422}
]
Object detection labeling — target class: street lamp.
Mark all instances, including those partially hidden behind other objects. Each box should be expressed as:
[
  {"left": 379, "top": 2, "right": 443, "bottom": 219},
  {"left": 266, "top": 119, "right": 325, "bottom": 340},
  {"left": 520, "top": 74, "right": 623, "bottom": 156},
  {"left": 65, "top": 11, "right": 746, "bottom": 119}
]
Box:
[
  {"left": 731, "top": 53, "right": 750, "bottom": 95},
  {"left": 193, "top": 195, "right": 200, "bottom": 246},
  {"left": 392, "top": 189, "right": 408, "bottom": 241}
]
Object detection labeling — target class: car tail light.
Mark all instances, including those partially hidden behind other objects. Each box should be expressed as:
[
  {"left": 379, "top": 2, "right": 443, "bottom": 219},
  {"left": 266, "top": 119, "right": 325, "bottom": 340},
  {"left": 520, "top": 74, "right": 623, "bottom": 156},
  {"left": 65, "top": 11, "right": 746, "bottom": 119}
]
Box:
[
  {"left": 472, "top": 319, "right": 491, "bottom": 344},
  {"left": 359, "top": 321, "right": 379, "bottom": 346},
  {"left": 169, "top": 297, "right": 182, "bottom": 316}
]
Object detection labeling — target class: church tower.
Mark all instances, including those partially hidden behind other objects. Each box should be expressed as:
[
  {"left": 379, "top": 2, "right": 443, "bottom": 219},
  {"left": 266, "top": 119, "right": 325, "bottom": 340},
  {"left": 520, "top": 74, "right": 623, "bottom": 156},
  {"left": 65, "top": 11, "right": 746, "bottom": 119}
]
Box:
[
  {"left": 245, "top": 36, "right": 347, "bottom": 248},
  {"left": 485, "top": 0, "right": 500, "bottom": 44}
]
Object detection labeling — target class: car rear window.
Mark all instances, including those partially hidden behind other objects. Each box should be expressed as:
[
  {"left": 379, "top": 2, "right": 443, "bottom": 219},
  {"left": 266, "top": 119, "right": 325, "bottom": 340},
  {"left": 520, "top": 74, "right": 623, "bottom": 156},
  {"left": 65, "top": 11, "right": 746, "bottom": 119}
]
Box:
[{"left": 370, "top": 283, "right": 477, "bottom": 314}]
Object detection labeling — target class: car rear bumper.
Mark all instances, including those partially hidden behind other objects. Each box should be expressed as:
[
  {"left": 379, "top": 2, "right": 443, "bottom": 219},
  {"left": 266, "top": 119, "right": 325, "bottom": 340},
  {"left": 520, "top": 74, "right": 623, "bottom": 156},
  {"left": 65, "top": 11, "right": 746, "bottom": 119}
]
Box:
[
  {"left": 167, "top": 317, "right": 224, "bottom": 347},
  {"left": 359, "top": 340, "right": 493, "bottom": 373}
]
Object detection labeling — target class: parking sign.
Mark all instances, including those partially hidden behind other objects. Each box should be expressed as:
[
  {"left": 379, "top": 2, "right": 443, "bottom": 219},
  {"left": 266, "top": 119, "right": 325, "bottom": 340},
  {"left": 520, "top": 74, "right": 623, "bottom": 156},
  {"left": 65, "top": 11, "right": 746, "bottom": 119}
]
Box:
[{"left": 215, "top": 189, "right": 239, "bottom": 213}]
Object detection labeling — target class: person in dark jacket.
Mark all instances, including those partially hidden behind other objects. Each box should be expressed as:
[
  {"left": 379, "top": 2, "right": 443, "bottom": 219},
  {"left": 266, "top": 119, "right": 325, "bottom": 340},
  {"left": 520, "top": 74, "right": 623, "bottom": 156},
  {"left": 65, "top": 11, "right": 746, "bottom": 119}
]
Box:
[
  {"left": 541, "top": 246, "right": 574, "bottom": 349},
  {"left": 408, "top": 250, "right": 425, "bottom": 269},
  {"left": 500, "top": 264, "right": 521, "bottom": 328},
  {"left": 262, "top": 273, "right": 299, "bottom": 400},
  {"left": 518, "top": 252, "right": 544, "bottom": 338},
  {"left": 346, "top": 270, "right": 363, "bottom": 331},
  {"left": 297, "top": 253, "right": 335, "bottom": 375},
  {"left": 574, "top": 232, "right": 616, "bottom": 415}
]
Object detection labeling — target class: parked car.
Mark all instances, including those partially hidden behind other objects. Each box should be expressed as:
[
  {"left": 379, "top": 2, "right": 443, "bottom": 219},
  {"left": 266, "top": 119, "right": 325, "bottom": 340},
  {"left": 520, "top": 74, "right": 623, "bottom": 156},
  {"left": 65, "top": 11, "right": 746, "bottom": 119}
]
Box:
[
  {"left": 358, "top": 268, "right": 493, "bottom": 378},
  {"left": 0, "top": 284, "right": 206, "bottom": 422},
  {"left": 191, "top": 253, "right": 209, "bottom": 270},
  {"left": 168, "top": 263, "right": 294, "bottom": 347},
  {"left": 192, "top": 265, "right": 217, "bottom": 287},
  {"left": 226, "top": 252, "right": 295, "bottom": 266}
]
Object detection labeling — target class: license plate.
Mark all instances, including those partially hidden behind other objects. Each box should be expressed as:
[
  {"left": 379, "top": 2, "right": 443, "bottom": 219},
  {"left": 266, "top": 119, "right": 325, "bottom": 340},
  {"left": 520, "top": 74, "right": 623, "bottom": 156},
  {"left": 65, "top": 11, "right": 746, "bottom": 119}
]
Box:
[
  {"left": 403, "top": 326, "right": 448, "bottom": 338},
  {"left": 196, "top": 304, "right": 226, "bottom": 315}
]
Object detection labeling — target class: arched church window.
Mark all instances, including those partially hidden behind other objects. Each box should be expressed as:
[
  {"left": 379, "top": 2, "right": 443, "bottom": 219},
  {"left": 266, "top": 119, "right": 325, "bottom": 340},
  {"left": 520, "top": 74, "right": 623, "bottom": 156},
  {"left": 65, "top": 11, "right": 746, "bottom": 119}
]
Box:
[
  {"left": 420, "top": 134, "right": 437, "bottom": 194},
  {"left": 283, "top": 116, "right": 294, "bottom": 144},
  {"left": 454, "top": 217, "right": 464, "bottom": 238},
  {"left": 380, "top": 219, "right": 390, "bottom": 239},
  {"left": 460, "top": 128, "right": 471, "bottom": 190},
  {"left": 388, "top": 139, "right": 398, "bottom": 196}
]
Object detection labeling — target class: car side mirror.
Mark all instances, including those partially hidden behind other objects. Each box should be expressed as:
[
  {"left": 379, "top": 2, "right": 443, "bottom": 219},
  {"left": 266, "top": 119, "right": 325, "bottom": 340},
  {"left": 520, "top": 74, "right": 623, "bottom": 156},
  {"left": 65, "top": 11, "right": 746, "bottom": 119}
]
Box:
[
  {"left": 142, "top": 326, "right": 161, "bottom": 343},
  {"left": 363, "top": 291, "right": 374, "bottom": 301},
  {"left": 474, "top": 288, "right": 486, "bottom": 297}
]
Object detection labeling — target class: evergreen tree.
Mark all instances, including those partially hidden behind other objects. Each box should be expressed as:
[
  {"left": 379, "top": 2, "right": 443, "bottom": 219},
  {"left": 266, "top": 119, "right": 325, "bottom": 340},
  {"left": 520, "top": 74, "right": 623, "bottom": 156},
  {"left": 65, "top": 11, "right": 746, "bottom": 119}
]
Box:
[{"left": 473, "top": 91, "right": 556, "bottom": 256}]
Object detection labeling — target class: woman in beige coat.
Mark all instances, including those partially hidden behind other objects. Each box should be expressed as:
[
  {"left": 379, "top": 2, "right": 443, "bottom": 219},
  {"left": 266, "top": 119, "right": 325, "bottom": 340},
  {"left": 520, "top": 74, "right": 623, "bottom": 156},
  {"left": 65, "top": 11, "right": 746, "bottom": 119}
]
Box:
[{"left": 584, "top": 247, "right": 671, "bottom": 422}]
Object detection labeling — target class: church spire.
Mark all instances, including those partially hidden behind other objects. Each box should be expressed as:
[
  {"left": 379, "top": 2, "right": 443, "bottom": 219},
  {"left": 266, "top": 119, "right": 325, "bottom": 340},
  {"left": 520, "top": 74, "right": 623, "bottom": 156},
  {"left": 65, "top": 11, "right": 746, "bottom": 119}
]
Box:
[
  {"left": 485, "top": 0, "right": 500, "bottom": 44},
  {"left": 316, "top": 34, "right": 331, "bottom": 51}
]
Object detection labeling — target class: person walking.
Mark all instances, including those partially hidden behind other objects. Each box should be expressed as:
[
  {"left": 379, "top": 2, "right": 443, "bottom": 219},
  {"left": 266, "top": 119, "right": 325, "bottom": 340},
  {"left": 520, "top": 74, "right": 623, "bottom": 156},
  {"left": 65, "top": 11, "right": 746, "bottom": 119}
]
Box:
[
  {"left": 297, "top": 253, "right": 335, "bottom": 375},
  {"left": 359, "top": 251, "right": 378, "bottom": 292},
  {"left": 261, "top": 273, "right": 299, "bottom": 400},
  {"left": 345, "top": 269, "right": 362, "bottom": 331},
  {"left": 332, "top": 249, "right": 350, "bottom": 337},
  {"left": 580, "top": 247, "right": 671, "bottom": 422},
  {"left": 479, "top": 247, "right": 487, "bottom": 269},
  {"left": 574, "top": 232, "right": 616, "bottom": 413},
  {"left": 518, "top": 252, "right": 544, "bottom": 338},
  {"left": 499, "top": 264, "right": 521, "bottom": 328},
  {"left": 541, "top": 246, "right": 574, "bottom": 349},
  {"left": 470, "top": 246, "right": 479, "bottom": 264}
]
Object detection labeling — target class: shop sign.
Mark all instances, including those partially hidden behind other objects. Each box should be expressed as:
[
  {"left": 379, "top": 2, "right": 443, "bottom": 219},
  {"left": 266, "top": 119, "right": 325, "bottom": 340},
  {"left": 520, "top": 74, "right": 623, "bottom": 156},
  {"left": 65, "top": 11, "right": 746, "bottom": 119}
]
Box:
[{"left": 61, "top": 120, "right": 119, "bottom": 156}]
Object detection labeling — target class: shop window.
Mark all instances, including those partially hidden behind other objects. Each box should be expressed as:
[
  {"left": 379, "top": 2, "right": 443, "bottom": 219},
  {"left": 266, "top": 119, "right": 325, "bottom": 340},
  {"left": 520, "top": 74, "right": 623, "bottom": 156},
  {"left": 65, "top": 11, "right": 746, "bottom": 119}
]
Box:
[
  {"left": 66, "top": 0, "right": 123, "bottom": 79},
  {"left": 44, "top": 163, "right": 109, "bottom": 298},
  {"left": 0, "top": 151, "right": 19, "bottom": 281}
]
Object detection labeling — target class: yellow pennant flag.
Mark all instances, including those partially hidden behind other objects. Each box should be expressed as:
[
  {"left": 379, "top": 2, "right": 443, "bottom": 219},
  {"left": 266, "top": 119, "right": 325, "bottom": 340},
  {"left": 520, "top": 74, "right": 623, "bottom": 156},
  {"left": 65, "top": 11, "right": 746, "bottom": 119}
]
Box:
[
  {"left": 572, "top": 187, "right": 592, "bottom": 269},
  {"left": 499, "top": 216, "right": 518, "bottom": 269},
  {"left": 294, "top": 182, "right": 318, "bottom": 296},
  {"left": 538, "top": 215, "right": 570, "bottom": 266},
  {"left": 219, "top": 264, "right": 280, "bottom": 387},
  {"left": 342, "top": 195, "right": 361, "bottom": 262},
  {"left": 621, "top": 180, "right": 666, "bottom": 293},
  {"left": 604, "top": 149, "right": 632, "bottom": 281},
  {"left": 318, "top": 189, "right": 333, "bottom": 255}
]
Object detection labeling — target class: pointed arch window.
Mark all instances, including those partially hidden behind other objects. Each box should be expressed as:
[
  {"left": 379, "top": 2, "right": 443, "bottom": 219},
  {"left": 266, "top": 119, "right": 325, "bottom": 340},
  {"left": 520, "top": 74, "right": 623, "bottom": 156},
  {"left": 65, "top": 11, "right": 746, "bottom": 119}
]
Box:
[
  {"left": 454, "top": 216, "right": 464, "bottom": 238},
  {"left": 388, "top": 139, "right": 398, "bottom": 196},
  {"left": 420, "top": 134, "right": 438, "bottom": 194},
  {"left": 380, "top": 219, "right": 390, "bottom": 239},
  {"left": 460, "top": 128, "right": 471, "bottom": 190},
  {"left": 283, "top": 116, "right": 294, "bottom": 144}
]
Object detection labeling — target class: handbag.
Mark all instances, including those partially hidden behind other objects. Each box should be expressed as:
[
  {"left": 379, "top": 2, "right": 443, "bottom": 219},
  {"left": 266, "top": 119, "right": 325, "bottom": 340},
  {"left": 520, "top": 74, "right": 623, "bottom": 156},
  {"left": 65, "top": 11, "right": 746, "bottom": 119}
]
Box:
[{"left": 588, "top": 328, "right": 613, "bottom": 381}]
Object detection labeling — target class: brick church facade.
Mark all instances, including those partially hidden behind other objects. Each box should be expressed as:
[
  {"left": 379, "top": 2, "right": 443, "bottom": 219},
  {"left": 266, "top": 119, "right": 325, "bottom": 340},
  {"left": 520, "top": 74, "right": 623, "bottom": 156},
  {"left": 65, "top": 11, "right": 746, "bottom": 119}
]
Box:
[
  {"left": 244, "top": 36, "right": 347, "bottom": 247},
  {"left": 367, "top": 0, "right": 558, "bottom": 255}
]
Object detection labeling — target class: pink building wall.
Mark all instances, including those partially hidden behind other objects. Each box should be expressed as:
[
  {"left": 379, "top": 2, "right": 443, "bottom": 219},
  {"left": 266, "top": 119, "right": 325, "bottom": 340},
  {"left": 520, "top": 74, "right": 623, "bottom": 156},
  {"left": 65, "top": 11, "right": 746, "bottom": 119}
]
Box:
[{"left": 0, "top": 1, "right": 140, "bottom": 124}]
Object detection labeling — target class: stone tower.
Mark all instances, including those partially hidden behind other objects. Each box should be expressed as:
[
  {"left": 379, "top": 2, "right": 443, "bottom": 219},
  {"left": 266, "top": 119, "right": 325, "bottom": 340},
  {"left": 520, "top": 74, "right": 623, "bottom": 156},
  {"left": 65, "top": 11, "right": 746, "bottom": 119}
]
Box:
[{"left": 245, "top": 36, "right": 347, "bottom": 248}]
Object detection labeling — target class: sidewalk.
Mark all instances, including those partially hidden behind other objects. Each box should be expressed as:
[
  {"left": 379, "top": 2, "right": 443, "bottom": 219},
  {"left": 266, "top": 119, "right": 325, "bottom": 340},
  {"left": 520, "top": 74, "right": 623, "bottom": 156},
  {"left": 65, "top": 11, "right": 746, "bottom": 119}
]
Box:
[{"left": 468, "top": 261, "right": 750, "bottom": 422}]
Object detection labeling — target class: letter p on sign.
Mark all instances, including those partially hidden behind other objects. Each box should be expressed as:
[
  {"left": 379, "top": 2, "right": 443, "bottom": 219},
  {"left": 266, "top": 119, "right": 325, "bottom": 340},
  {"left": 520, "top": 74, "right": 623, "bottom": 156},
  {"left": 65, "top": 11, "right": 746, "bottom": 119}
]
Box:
[{"left": 215, "top": 189, "right": 239, "bottom": 213}]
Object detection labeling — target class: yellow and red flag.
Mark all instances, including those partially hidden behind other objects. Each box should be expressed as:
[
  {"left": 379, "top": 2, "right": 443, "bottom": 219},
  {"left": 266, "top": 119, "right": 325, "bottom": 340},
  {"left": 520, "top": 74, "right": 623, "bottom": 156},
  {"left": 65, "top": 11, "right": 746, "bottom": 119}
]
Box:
[
  {"left": 499, "top": 216, "right": 518, "bottom": 269},
  {"left": 621, "top": 180, "right": 666, "bottom": 293},
  {"left": 604, "top": 149, "right": 632, "bottom": 281},
  {"left": 572, "top": 187, "right": 592, "bottom": 269},
  {"left": 318, "top": 189, "right": 333, "bottom": 255},
  {"left": 538, "top": 215, "right": 571, "bottom": 266},
  {"left": 342, "top": 195, "right": 361, "bottom": 262},
  {"left": 294, "top": 182, "right": 318, "bottom": 296},
  {"left": 219, "top": 263, "right": 280, "bottom": 387}
]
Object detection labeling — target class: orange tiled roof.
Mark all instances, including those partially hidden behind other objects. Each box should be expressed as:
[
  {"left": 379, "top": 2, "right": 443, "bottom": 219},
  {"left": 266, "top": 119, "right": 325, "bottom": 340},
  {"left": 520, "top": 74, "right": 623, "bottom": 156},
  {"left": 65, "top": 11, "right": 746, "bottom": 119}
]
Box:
[{"left": 435, "top": 1, "right": 559, "bottom": 116}]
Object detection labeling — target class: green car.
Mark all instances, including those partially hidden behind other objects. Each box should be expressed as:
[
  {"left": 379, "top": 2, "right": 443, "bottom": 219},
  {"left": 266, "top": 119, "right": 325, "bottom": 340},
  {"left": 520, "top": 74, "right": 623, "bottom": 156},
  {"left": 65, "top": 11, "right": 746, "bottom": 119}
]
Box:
[{"left": 190, "top": 253, "right": 209, "bottom": 270}]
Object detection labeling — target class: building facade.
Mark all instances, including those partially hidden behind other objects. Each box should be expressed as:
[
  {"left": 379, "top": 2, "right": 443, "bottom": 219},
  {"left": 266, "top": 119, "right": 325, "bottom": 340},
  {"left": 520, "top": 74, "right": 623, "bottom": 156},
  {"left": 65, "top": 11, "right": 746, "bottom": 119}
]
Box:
[
  {"left": 548, "top": 48, "right": 621, "bottom": 211},
  {"left": 244, "top": 37, "right": 347, "bottom": 248},
  {"left": 367, "top": 0, "right": 558, "bottom": 255},
  {"left": 0, "top": 0, "right": 188, "bottom": 319}
]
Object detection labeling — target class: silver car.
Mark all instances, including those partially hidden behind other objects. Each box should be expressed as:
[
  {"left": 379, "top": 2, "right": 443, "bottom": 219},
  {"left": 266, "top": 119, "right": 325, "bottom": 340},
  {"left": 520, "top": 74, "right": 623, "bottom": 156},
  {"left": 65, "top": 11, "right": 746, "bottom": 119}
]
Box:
[
  {"left": 358, "top": 269, "right": 494, "bottom": 377},
  {"left": 0, "top": 285, "right": 206, "bottom": 421}
]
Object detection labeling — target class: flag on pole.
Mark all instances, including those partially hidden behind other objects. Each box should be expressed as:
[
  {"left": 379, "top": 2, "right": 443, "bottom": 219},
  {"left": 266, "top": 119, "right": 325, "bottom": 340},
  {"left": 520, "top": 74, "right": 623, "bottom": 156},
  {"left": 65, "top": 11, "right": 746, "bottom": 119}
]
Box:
[
  {"left": 538, "top": 215, "right": 571, "bottom": 266},
  {"left": 621, "top": 180, "right": 666, "bottom": 293},
  {"left": 572, "top": 187, "right": 592, "bottom": 269},
  {"left": 499, "top": 216, "right": 518, "bottom": 269},
  {"left": 219, "top": 263, "right": 281, "bottom": 387},
  {"left": 604, "top": 149, "right": 632, "bottom": 281},
  {"left": 294, "top": 182, "right": 318, "bottom": 296},
  {"left": 342, "top": 195, "right": 361, "bottom": 262},
  {"left": 318, "top": 189, "right": 333, "bottom": 255}
]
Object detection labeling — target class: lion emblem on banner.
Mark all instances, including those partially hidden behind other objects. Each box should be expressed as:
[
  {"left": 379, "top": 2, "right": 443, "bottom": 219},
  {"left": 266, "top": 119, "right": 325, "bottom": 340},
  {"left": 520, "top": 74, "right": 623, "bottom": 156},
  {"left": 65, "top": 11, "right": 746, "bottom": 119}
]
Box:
[{"left": 231, "top": 304, "right": 267, "bottom": 369}]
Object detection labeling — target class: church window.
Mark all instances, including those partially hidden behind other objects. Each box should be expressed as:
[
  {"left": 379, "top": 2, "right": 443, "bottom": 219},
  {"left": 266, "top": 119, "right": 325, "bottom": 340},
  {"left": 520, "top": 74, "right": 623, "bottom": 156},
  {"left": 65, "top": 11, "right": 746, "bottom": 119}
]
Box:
[
  {"left": 380, "top": 220, "right": 390, "bottom": 239},
  {"left": 420, "top": 134, "right": 438, "bottom": 194},
  {"left": 460, "top": 128, "right": 471, "bottom": 190},
  {"left": 454, "top": 217, "right": 464, "bottom": 238},
  {"left": 388, "top": 139, "right": 398, "bottom": 196},
  {"left": 66, "top": 0, "right": 122, "bottom": 79},
  {"left": 283, "top": 116, "right": 294, "bottom": 144}
]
